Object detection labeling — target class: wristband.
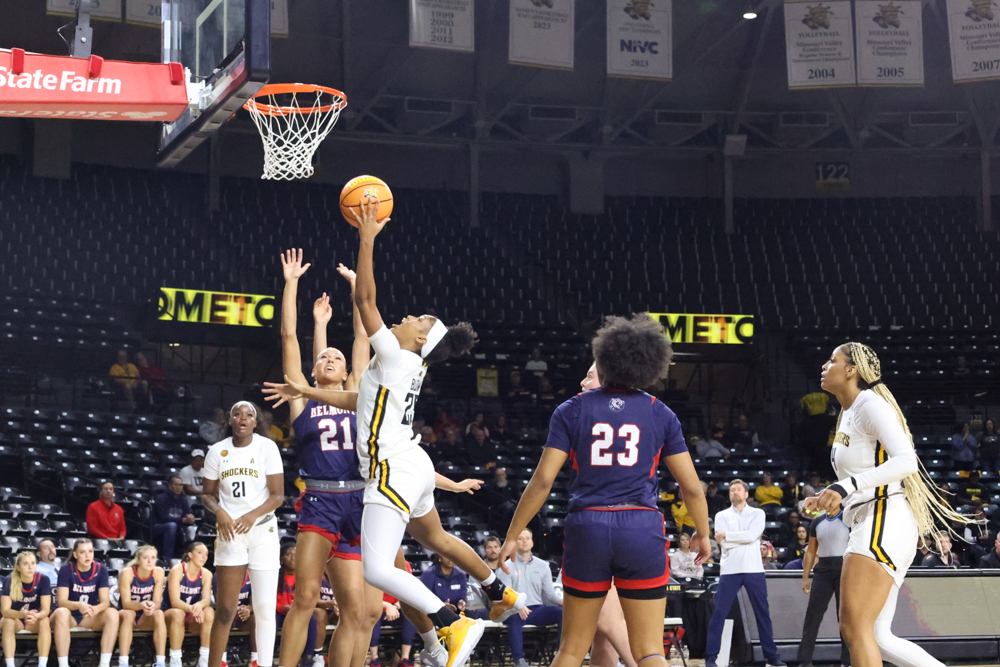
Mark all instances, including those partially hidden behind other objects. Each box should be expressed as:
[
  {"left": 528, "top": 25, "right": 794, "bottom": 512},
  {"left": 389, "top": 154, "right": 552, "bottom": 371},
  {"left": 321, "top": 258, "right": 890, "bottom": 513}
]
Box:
[{"left": 828, "top": 483, "right": 849, "bottom": 499}]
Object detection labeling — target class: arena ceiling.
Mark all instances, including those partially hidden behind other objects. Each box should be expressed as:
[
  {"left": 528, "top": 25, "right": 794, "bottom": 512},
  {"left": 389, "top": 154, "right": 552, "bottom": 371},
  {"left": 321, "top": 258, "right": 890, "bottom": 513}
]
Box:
[{"left": 3, "top": 0, "right": 1000, "bottom": 155}]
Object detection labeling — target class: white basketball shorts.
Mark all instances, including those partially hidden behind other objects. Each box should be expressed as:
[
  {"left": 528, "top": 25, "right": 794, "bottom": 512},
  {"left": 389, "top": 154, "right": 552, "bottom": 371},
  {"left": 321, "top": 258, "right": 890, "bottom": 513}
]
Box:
[
  {"left": 214, "top": 513, "right": 280, "bottom": 570},
  {"left": 844, "top": 492, "right": 917, "bottom": 587},
  {"left": 363, "top": 445, "right": 436, "bottom": 521}
]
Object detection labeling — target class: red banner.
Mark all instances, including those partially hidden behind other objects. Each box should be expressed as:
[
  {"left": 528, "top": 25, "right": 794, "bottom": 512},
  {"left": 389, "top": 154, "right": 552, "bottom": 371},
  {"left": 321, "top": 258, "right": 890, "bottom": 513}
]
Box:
[{"left": 0, "top": 48, "right": 188, "bottom": 121}]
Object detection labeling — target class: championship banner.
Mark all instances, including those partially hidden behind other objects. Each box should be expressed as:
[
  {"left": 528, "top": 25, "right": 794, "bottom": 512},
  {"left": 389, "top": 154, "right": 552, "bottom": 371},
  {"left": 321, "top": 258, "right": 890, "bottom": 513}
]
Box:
[
  {"left": 271, "top": 0, "right": 289, "bottom": 37},
  {"left": 606, "top": 0, "right": 672, "bottom": 81},
  {"left": 409, "top": 0, "right": 475, "bottom": 52},
  {"left": 946, "top": 0, "right": 1000, "bottom": 82},
  {"left": 784, "top": 0, "right": 857, "bottom": 88},
  {"left": 158, "top": 288, "right": 276, "bottom": 327},
  {"left": 48, "top": 0, "right": 122, "bottom": 21},
  {"left": 125, "top": 0, "right": 160, "bottom": 25},
  {"left": 854, "top": 1, "right": 924, "bottom": 86},
  {"left": 509, "top": 0, "right": 574, "bottom": 70},
  {"left": 647, "top": 313, "right": 754, "bottom": 345}
]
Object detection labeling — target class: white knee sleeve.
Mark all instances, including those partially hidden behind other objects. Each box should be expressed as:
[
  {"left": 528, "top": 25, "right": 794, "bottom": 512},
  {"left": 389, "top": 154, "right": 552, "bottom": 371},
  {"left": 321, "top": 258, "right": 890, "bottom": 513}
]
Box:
[
  {"left": 873, "top": 586, "right": 945, "bottom": 667},
  {"left": 360, "top": 505, "right": 444, "bottom": 616},
  {"left": 249, "top": 568, "right": 279, "bottom": 667}
]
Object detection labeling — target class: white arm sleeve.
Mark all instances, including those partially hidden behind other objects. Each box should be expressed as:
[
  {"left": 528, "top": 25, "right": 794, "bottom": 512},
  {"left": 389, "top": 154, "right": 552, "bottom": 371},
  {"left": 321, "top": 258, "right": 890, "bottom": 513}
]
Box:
[
  {"left": 368, "top": 325, "right": 403, "bottom": 382},
  {"left": 202, "top": 447, "right": 221, "bottom": 482},
  {"left": 262, "top": 439, "right": 284, "bottom": 476},
  {"left": 837, "top": 395, "right": 919, "bottom": 497},
  {"left": 723, "top": 510, "right": 765, "bottom": 544}
]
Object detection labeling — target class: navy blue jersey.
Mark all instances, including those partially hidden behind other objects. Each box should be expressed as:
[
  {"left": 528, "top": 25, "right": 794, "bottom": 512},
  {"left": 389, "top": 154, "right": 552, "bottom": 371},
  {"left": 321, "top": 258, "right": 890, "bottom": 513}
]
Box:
[
  {"left": 163, "top": 563, "right": 204, "bottom": 610},
  {"left": 292, "top": 400, "right": 361, "bottom": 482},
  {"left": 122, "top": 566, "right": 159, "bottom": 607},
  {"left": 212, "top": 570, "right": 251, "bottom": 606},
  {"left": 1, "top": 573, "right": 50, "bottom": 612},
  {"left": 57, "top": 562, "right": 109, "bottom": 607},
  {"left": 545, "top": 388, "right": 687, "bottom": 512},
  {"left": 319, "top": 574, "right": 334, "bottom": 602}
]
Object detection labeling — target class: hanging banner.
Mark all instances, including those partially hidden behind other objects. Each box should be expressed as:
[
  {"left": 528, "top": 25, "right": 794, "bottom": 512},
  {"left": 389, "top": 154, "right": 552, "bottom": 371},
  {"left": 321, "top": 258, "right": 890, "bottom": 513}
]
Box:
[
  {"left": 854, "top": 1, "right": 924, "bottom": 85},
  {"left": 271, "top": 0, "right": 289, "bottom": 37},
  {"left": 509, "top": 0, "right": 574, "bottom": 70},
  {"left": 606, "top": 0, "right": 673, "bottom": 80},
  {"left": 125, "top": 0, "right": 160, "bottom": 25},
  {"left": 47, "top": 0, "right": 122, "bottom": 21},
  {"left": 409, "top": 0, "right": 475, "bottom": 52},
  {"left": 946, "top": 0, "right": 1000, "bottom": 82},
  {"left": 784, "top": 0, "right": 857, "bottom": 88}
]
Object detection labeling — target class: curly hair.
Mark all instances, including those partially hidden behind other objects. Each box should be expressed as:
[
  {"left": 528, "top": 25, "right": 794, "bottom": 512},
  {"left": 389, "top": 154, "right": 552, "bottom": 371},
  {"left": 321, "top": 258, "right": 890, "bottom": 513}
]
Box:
[
  {"left": 425, "top": 321, "right": 478, "bottom": 364},
  {"left": 591, "top": 313, "right": 672, "bottom": 388}
]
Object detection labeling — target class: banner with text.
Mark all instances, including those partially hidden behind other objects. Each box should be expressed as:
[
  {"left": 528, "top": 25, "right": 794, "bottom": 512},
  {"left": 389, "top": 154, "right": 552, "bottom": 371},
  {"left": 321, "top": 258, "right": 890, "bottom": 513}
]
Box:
[
  {"left": 946, "top": 0, "right": 1000, "bottom": 82},
  {"left": 410, "top": 0, "right": 474, "bottom": 52},
  {"left": 606, "top": 0, "right": 672, "bottom": 80},
  {"left": 48, "top": 0, "right": 122, "bottom": 21},
  {"left": 509, "top": 0, "right": 574, "bottom": 70},
  {"left": 158, "top": 288, "right": 276, "bottom": 327},
  {"left": 784, "top": 0, "right": 857, "bottom": 88},
  {"left": 647, "top": 313, "right": 755, "bottom": 345},
  {"left": 855, "top": 0, "right": 923, "bottom": 85}
]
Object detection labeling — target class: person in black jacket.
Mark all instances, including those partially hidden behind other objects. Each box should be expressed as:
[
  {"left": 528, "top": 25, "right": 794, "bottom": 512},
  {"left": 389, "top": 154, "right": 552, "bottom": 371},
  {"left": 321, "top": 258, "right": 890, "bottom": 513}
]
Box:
[
  {"left": 152, "top": 477, "right": 196, "bottom": 559},
  {"left": 979, "top": 532, "right": 1000, "bottom": 569}
]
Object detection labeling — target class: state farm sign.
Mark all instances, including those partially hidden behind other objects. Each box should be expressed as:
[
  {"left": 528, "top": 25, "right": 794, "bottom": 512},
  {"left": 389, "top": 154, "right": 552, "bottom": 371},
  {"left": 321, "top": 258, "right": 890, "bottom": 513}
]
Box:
[{"left": 0, "top": 48, "right": 188, "bottom": 121}]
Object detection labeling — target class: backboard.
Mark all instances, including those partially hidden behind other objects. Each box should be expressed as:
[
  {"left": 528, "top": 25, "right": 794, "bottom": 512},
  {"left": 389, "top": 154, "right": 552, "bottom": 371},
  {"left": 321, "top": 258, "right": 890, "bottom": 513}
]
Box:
[{"left": 157, "top": 0, "right": 270, "bottom": 168}]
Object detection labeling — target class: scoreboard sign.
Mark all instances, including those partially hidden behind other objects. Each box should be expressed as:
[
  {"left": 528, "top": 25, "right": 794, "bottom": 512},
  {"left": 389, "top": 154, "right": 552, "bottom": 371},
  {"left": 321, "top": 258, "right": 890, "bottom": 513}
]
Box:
[
  {"left": 158, "top": 288, "right": 275, "bottom": 327},
  {"left": 648, "top": 313, "right": 754, "bottom": 345}
]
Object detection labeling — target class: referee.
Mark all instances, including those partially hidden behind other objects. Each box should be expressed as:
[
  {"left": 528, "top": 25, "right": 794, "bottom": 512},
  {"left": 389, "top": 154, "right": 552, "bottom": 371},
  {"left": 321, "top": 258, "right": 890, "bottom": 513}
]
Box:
[{"left": 798, "top": 509, "right": 850, "bottom": 667}]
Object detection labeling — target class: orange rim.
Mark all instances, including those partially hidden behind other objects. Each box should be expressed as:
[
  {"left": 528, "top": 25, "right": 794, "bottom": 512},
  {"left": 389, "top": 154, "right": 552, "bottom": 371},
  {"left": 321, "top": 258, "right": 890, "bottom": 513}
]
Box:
[{"left": 244, "top": 83, "right": 348, "bottom": 117}]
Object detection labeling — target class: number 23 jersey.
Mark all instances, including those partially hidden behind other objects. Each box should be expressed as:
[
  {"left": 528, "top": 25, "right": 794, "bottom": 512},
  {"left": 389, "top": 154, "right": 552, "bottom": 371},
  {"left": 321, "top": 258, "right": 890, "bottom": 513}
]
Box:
[{"left": 203, "top": 434, "right": 284, "bottom": 519}]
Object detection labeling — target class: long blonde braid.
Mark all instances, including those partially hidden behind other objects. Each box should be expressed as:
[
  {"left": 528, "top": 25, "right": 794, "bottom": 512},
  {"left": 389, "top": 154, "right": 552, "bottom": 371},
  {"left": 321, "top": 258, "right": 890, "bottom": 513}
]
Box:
[{"left": 842, "top": 342, "right": 974, "bottom": 540}]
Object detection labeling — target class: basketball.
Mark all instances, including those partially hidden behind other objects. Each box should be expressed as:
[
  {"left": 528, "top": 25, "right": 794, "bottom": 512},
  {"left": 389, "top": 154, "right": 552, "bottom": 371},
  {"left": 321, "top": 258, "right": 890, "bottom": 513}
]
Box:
[{"left": 340, "top": 175, "right": 394, "bottom": 227}]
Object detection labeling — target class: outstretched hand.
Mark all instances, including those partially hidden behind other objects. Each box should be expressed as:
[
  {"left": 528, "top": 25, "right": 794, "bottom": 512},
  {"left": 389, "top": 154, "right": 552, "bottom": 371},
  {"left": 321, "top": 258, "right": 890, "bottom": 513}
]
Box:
[
  {"left": 453, "top": 478, "right": 483, "bottom": 495},
  {"left": 336, "top": 263, "right": 357, "bottom": 288},
  {"left": 281, "top": 248, "right": 311, "bottom": 282},
  {"left": 262, "top": 375, "right": 310, "bottom": 408},
  {"left": 313, "top": 293, "right": 332, "bottom": 325},
  {"left": 350, "top": 196, "right": 390, "bottom": 241}
]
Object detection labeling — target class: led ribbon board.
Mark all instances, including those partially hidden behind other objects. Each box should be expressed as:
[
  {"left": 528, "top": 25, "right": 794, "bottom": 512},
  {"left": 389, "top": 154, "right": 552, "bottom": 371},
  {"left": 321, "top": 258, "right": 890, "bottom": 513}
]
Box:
[
  {"left": 648, "top": 313, "right": 754, "bottom": 344},
  {"left": 158, "top": 288, "right": 275, "bottom": 327}
]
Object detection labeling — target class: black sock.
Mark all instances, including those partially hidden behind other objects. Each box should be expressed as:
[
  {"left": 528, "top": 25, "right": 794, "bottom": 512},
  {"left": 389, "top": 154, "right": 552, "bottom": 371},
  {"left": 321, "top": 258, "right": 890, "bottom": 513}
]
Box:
[
  {"left": 428, "top": 606, "right": 461, "bottom": 629},
  {"left": 483, "top": 579, "right": 507, "bottom": 601}
]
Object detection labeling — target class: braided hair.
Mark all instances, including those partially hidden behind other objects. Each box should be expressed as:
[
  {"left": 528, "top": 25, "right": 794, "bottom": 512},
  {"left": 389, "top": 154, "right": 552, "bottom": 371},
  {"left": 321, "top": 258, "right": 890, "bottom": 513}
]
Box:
[{"left": 837, "top": 342, "right": 974, "bottom": 542}]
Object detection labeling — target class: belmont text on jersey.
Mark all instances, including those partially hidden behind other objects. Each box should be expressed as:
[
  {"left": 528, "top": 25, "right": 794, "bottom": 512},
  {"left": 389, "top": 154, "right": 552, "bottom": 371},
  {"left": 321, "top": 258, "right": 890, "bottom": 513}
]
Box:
[{"left": 309, "top": 405, "right": 353, "bottom": 419}]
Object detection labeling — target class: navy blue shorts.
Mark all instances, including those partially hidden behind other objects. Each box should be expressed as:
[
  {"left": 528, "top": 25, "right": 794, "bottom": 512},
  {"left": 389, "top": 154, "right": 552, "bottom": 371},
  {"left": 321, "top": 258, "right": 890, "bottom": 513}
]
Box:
[
  {"left": 296, "top": 488, "right": 363, "bottom": 561},
  {"left": 562, "top": 508, "right": 669, "bottom": 599}
]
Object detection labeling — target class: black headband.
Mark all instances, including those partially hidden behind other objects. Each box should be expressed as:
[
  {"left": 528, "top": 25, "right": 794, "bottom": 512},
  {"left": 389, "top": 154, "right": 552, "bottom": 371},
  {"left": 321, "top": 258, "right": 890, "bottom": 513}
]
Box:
[{"left": 869, "top": 378, "right": 883, "bottom": 388}]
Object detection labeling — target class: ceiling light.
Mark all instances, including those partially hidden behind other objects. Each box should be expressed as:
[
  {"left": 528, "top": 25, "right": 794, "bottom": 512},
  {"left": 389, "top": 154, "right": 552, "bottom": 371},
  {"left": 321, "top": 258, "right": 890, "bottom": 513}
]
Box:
[{"left": 743, "top": 10, "right": 758, "bottom": 19}]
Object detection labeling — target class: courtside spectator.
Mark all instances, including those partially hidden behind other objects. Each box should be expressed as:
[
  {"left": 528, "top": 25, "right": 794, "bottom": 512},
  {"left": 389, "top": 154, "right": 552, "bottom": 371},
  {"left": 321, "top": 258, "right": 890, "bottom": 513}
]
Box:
[
  {"left": 922, "top": 533, "right": 960, "bottom": 568},
  {"left": 198, "top": 409, "right": 226, "bottom": 445},
  {"left": 705, "top": 482, "right": 728, "bottom": 517},
  {"left": 496, "top": 529, "right": 562, "bottom": 667},
  {"left": 86, "top": 482, "right": 126, "bottom": 543},
  {"left": 464, "top": 413, "right": 489, "bottom": 438},
  {"left": 775, "top": 510, "right": 804, "bottom": 549},
  {"left": 780, "top": 473, "right": 801, "bottom": 508},
  {"left": 524, "top": 348, "right": 548, "bottom": 377},
  {"left": 696, "top": 429, "right": 730, "bottom": 459},
  {"left": 754, "top": 472, "right": 783, "bottom": 507},
  {"left": 178, "top": 450, "right": 205, "bottom": 506},
  {"left": 110, "top": 349, "right": 150, "bottom": 412},
  {"left": 492, "top": 414, "right": 513, "bottom": 443},
  {"left": 152, "top": 477, "right": 196, "bottom": 560},
  {"left": 912, "top": 536, "right": 932, "bottom": 568},
  {"left": 35, "top": 540, "right": 59, "bottom": 586},
  {"left": 952, "top": 422, "right": 977, "bottom": 475},
  {"left": 788, "top": 525, "right": 810, "bottom": 563},
  {"left": 669, "top": 533, "right": 704, "bottom": 580},
  {"left": 726, "top": 414, "right": 760, "bottom": 449},
  {"left": 761, "top": 542, "right": 781, "bottom": 570},
  {"left": 979, "top": 533, "right": 1000, "bottom": 568}
]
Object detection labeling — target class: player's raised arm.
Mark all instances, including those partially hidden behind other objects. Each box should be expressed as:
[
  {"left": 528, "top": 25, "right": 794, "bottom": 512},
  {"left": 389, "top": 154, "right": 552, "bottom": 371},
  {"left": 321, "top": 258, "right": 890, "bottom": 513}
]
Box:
[
  {"left": 312, "top": 292, "right": 332, "bottom": 363},
  {"left": 336, "top": 263, "right": 370, "bottom": 392},
  {"left": 263, "top": 375, "right": 358, "bottom": 412},
  {"left": 352, "top": 197, "right": 391, "bottom": 338},
  {"left": 280, "top": 249, "right": 312, "bottom": 421}
]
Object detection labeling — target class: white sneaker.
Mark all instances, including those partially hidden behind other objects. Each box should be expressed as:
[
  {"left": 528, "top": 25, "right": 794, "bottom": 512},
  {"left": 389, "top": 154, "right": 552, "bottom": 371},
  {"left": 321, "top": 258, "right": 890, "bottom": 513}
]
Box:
[
  {"left": 198, "top": 658, "right": 209, "bottom": 667},
  {"left": 313, "top": 655, "right": 325, "bottom": 667},
  {"left": 420, "top": 641, "right": 449, "bottom": 667},
  {"left": 169, "top": 660, "right": 182, "bottom": 667}
]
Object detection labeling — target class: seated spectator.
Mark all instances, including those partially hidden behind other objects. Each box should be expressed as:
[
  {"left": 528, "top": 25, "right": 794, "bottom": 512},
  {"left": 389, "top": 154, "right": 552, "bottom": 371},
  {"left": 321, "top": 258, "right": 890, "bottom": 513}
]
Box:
[
  {"left": 921, "top": 533, "right": 961, "bottom": 568},
  {"left": 465, "top": 413, "right": 489, "bottom": 438},
  {"left": 35, "top": 539, "right": 60, "bottom": 586},
  {"left": 912, "top": 535, "right": 932, "bottom": 568},
  {"left": 959, "top": 469, "right": 987, "bottom": 505},
  {"left": 466, "top": 425, "right": 497, "bottom": 466},
  {"left": 257, "top": 410, "right": 286, "bottom": 445},
  {"left": 110, "top": 349, "right": 151, "bottom": 412},
  {"left": 163, "top": 543, "right": 214, "bottom": 667},
  {"left": 178, "top": 450, "right": 206, "bottom": 507},
  {"left": 524, "top": 348, "right": 548, "bottom": 378},
  {"left": 775, "top": 509, "right": 803, "bottom": 548},
  {"left": 86, "top": 482, "right": 126, "bottom": 543},
  {"left": 135, "top": 352, "right": 171, "bottom": 412},
  {"left": 198, "top": 409, "right": 227, "bottom": 445},
  {"left": 670, "top": 487, "right": 697, "bottom": 536},
  {"left": 979, "top": 532, "right": 1000, "bottom": 568},
  {"left": 696, "top": 429, "right": 730, "bottom": 459},
  {"left": 980, "top": 418, "right": 1000, "bottom": 476},
  {"left": 787, "top": 525, "right": 810, "bottom": 563},
  {"left": 669, "top": 533, "right": 704, "bottom": 580},
  {"left": 753, "top": 472, "right": 783, "bottom": 507},
  {"left": 760, "top": 541, "right": 780, "bottom": 570},
  {"left": 53, "top": 539, "right": 119, "bottom": 667},
  {"left": 496, "top": 529, "right": 562, "bottom": 667},
  {"left": 726, "top": 414, "right": 760, "bottom": 449},
  {"left": 705, "top": 481, "right": 728, "bottom": 517},
  {"left": 780, "top": 473, "right": 801, "bottom": 508},
  {"left": 318, "top": 573, "right": 338, "bottom": 627},
  {"left": 951, "top": 422, "right": 977, "bottom": 475},
  {"left": 536, "top": 375, "right": 557, "bottom": 406},
  {"left": 152, "top": 477, "right": 196, "bottom": 560},
  {"left": 2, "top": 550, "right": 52, "bottom": 667},
  {"left": 418, "top": 426, "right": 436, "bottom": 447},
  {"left": 807, "top": 472, "right": 827, "bottom": 489},
  {"left": 507, "top": 370, "right": 532, "bottom": 399},
  {"left": 492, "top": 414, "right": 513, "bottom": 443},
  {"left": 118, "top": 545, "right": 167, "bottom": 667},
  {"left": 275, "top": 545, "right": 323, "bottom": 667},
  {"left": 432, "top": 407, "right": 459, "bottom": 435},
  {"left": 486, "top": 468, "right": 516, "bottom": 529},
  {"left": 433, "top": 424, "right": 464, "bottom": 463}
]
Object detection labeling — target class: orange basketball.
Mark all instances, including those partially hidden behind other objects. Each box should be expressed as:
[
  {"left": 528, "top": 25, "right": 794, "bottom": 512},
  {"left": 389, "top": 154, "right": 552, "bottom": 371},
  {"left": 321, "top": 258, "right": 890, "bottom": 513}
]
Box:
[{"left": 340, "top": 175, "right": 394, "bottom": 227}]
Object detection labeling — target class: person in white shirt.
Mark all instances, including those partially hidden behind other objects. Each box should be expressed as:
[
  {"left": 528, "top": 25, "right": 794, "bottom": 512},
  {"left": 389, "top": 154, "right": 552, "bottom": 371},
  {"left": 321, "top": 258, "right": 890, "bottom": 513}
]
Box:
[
  {"left": 523, "top": 348, "right": 548, "bottom": 377},
  {"left": 704, "top": 479, "right": 784, "bottom": 667},
  {"left": 669, "top": 533, "right": 704, "bottom": 580},
  {"left": 200, "top": 402, "right": 284, "bottom": 667},
  {"left": 178, "top": 451, "right": 205, "bottom": 507}
]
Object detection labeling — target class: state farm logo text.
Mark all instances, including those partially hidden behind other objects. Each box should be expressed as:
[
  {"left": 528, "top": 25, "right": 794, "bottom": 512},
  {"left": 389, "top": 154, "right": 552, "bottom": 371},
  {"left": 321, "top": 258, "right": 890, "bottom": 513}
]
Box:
[{"left": 0, "top": 67, "right": 122, "bottom": 95}]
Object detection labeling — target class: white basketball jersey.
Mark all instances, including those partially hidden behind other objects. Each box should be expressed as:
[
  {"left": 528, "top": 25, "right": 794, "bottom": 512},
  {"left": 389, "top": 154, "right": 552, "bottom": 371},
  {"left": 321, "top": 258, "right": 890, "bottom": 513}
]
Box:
[
  {"left": 356, "top": 330, "right": 426, "bottom": 479},
  {"left": 203, "top": 434, "right": 284, "bottom": 519},
  {"left": 831, "top": 390, "right": 905, "bottom": 512}
]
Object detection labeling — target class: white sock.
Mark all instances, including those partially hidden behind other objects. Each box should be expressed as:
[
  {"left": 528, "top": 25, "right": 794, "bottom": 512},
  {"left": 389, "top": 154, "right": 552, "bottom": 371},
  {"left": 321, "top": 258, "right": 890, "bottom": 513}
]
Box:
[
  {"left": 420, "top": 630, "right": 440, "bottom": 647},
  {"left": 156, "top": 657, "right": 165, "bottom": 665},
  {"left": 120, "top": 657, "right": 130, "bottom": 667},
  {"left": 170, "top": 650, "right": 183, "bottom": 660},
  {"left": 480, "top": 571, "right": 496, "bottom": 586},
  {"left": 58, "top": 659, "right": 70, "bottom": 667},
  {"left": 100, "top": 653, "right": 113, "bottom": 667},
  {"left": 38, "top": 659, "right": 48, "bottom": 667},
  {"left": 221, "top": 653, "right": 227, "bottom": 664},
  {"left": 250, "top": 568, "right": 280, "bottom": 667},
  {"left": 251, "top": 653, "right": 258, "bottom": 664},
  {"left": 8, "top": 658, "right": 16, "bottom": 667},
  {"left": 199, "top": 648, "right": 211, "bottom": 658}
]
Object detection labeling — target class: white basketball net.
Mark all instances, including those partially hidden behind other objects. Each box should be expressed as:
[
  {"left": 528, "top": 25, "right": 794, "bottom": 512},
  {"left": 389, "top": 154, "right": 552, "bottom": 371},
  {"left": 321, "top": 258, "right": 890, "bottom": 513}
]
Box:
[{"left": 246, "top": 88, "right": 346, "bottom": 181}]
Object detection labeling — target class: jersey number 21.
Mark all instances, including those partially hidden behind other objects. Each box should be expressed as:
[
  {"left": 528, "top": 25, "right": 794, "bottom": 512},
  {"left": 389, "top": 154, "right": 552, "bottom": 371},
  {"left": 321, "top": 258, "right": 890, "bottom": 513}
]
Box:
[{"left": 319, "top": 417, "right": 354, "bottom": 452}]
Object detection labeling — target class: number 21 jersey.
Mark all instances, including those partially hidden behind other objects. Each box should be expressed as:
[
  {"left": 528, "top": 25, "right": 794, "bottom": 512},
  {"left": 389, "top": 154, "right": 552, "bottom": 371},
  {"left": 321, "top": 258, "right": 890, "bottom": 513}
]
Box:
[
  {"left": 203, "top": 434, "right": 284, "bottom": 519},
  {"left": 292, "top": 401, "right": 360, "bottom": 482}
]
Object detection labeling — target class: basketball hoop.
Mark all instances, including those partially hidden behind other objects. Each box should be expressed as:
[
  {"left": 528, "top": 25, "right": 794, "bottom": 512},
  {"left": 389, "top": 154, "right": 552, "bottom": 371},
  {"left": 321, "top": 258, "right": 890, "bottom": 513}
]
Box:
[{"left": 243, "top": 83, "right": 347, "bottom": 181}]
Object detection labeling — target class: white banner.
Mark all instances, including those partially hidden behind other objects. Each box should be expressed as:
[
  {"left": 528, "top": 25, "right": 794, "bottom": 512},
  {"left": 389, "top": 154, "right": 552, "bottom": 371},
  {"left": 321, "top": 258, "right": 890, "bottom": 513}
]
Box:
[
  {"left": 409, "top": 0, "right": 475, "bottom": 52},
  {"left": 125, "top": 0, "right": 159, "bottom": 25},
  {"left": 606, "top": 0, "right": 672, "bottom": 80},
  {"left": 946, "top": 0, "right": 1000, "bottom": 82},
  {"left": 854, "top": 1, "right": 923, "bottom": 85},
  {"left": 784, "top": 0, "right": 857, "bottom": 88},
  {"left": 271, "top": 0, "right": 289, "bottom": 37},
  {"left": 47, "top": 0, "right": 122, "bottom": 21},
  {"left": 509, "top": 0, "right": 574, "bottom": 70}
]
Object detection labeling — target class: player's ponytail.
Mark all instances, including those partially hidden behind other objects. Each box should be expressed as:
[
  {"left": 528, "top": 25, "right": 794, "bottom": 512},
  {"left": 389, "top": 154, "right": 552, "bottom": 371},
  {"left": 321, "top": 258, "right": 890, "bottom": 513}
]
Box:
[
  {"left": 9, "top": 551, "right": 36, "bottom": 602},
  {"left": 182, "top": 542, "right": 207, "bottom": 563},
  {"left": 423, "top": 321, "right": 478, "bottom": 365},
  {"left": 840, "top": 342, "right": 975, "bottom": 544}
]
